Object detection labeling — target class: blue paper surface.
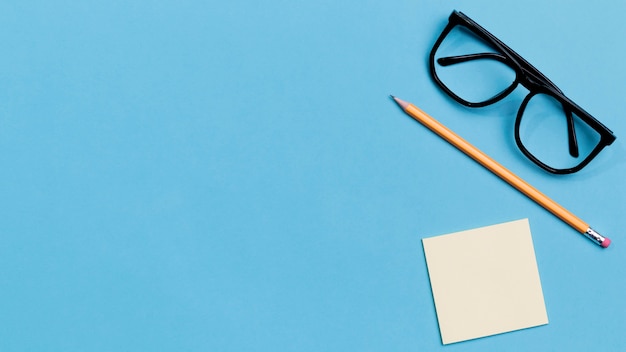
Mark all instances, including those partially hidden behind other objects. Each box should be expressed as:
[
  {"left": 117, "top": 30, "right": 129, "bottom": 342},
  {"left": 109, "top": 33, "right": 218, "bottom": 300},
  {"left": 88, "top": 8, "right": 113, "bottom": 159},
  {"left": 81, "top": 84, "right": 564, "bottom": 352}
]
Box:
[{"left": 0, "top": 1, "right": 624, "bottom": 351}]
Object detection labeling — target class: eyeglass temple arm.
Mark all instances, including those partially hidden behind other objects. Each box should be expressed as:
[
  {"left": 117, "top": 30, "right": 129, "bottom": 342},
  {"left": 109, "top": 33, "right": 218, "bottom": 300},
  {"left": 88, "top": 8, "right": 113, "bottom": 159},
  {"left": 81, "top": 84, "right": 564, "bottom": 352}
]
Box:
[
  {"left": 436, "top": 52, "right": 509, "bottom": 66},
  {"left": 565, "top": 108, "right": 579, "bottom": 158}
]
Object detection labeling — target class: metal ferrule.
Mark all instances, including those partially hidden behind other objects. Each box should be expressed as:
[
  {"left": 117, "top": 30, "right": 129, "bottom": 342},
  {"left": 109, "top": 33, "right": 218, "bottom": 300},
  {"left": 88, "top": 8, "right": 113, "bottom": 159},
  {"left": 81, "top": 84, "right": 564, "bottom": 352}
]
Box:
[{"left": 584, "top": 227, "right": 606, "bottom": 247}]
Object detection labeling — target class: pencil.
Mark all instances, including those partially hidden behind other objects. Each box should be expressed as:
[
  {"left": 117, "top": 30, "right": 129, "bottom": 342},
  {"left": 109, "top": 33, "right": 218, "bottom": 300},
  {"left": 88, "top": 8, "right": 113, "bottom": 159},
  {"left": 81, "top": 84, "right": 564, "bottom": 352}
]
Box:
[{"left": 391, "top": 95, "right": 611, "bottom": 248}]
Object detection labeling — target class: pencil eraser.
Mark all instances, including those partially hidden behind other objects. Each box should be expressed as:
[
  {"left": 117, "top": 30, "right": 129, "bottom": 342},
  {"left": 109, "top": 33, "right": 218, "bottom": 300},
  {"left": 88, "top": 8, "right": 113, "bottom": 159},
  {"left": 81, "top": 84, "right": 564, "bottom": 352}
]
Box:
[{"left": 601, "top": 238, "right": 611, "bottom": 248}]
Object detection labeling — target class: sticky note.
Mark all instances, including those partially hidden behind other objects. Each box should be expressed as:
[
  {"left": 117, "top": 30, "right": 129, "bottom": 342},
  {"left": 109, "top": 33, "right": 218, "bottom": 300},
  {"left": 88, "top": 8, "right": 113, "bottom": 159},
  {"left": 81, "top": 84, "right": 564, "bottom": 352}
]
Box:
[{"left": 422, "top": 219, "right": 548, "bottom": 344}]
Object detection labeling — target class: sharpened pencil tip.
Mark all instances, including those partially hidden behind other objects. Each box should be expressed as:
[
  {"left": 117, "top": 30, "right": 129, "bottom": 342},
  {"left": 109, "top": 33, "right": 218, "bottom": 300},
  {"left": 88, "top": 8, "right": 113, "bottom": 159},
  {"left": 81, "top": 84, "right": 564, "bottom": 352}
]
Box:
[{"left": 390, "top": 95, "right": 410, "bottom": 110}]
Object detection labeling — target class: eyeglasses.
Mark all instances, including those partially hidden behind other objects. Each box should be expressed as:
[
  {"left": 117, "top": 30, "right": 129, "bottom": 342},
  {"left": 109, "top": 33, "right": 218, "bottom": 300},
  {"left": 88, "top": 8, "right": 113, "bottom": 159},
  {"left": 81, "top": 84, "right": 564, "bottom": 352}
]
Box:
[{"left": 429, "top": 10, "right": 616, "bottom": 174}]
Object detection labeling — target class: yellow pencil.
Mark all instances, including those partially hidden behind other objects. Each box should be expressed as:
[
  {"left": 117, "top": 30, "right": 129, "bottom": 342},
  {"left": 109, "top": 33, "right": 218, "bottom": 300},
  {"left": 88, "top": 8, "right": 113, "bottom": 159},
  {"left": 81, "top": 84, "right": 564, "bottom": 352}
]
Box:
[{"left": 391, "top": 95, "right": 610, "bottom": 248}]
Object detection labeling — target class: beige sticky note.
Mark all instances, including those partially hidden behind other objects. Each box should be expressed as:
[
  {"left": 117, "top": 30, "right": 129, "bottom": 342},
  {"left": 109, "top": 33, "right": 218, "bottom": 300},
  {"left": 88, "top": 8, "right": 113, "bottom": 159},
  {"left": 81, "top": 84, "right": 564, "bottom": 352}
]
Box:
[{"left": 422, "top": 219, "right": 548, "bottom": 345}]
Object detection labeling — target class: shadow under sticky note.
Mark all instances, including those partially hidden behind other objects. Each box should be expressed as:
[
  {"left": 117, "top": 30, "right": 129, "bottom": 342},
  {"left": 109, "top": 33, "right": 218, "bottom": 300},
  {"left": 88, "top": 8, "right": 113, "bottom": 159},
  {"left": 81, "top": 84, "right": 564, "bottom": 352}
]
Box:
[{"left": 422, "top": 219, "right": 548, "bottom": 345}]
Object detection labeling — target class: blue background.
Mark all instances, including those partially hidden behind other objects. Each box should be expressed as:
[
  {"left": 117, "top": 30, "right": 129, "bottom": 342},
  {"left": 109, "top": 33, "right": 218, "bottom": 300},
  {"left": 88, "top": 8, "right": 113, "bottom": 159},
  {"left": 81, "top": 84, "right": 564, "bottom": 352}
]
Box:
[{"left": 0, "top": 1, "right": 624, "bottom": 351}]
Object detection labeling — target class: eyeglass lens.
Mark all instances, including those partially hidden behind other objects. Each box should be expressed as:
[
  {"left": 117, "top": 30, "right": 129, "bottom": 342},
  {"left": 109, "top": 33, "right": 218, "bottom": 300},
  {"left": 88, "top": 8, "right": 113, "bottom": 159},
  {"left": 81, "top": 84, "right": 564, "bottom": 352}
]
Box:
[
  {"left": 518, "top": 93, "right": 602, "bottom": 171},
  {"left": 432, "top": 25, "right": 516, "bottom": 105}
]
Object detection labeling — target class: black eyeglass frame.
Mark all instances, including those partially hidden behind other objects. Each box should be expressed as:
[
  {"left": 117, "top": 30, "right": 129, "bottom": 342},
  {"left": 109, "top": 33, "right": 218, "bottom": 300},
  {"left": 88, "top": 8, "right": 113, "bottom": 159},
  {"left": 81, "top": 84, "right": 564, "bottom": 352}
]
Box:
[{"left": 429, "top": 10, "right": 616, "bottom": 174}]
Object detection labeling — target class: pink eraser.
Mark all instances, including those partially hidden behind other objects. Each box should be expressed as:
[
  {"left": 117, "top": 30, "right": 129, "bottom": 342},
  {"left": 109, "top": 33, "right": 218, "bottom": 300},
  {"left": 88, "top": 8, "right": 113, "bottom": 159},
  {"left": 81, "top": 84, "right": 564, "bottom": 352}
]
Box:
[{"left": 601, "top": 238, "right": 611, "bottom": 248}]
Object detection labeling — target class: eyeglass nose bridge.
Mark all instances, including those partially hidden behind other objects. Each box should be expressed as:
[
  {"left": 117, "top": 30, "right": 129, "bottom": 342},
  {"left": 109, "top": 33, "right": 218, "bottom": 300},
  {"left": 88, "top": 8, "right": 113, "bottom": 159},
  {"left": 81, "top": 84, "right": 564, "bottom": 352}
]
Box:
[{"left": 516, "top": 66, "right": 563, "bottom": 96}]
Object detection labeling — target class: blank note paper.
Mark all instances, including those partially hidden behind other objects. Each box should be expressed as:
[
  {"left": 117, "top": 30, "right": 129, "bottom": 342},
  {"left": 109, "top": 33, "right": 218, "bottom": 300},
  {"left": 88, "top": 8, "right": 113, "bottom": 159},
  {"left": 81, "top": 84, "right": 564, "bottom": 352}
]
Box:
[{"left": 422, "top": 219, "right": 548, "bottom": 345}]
